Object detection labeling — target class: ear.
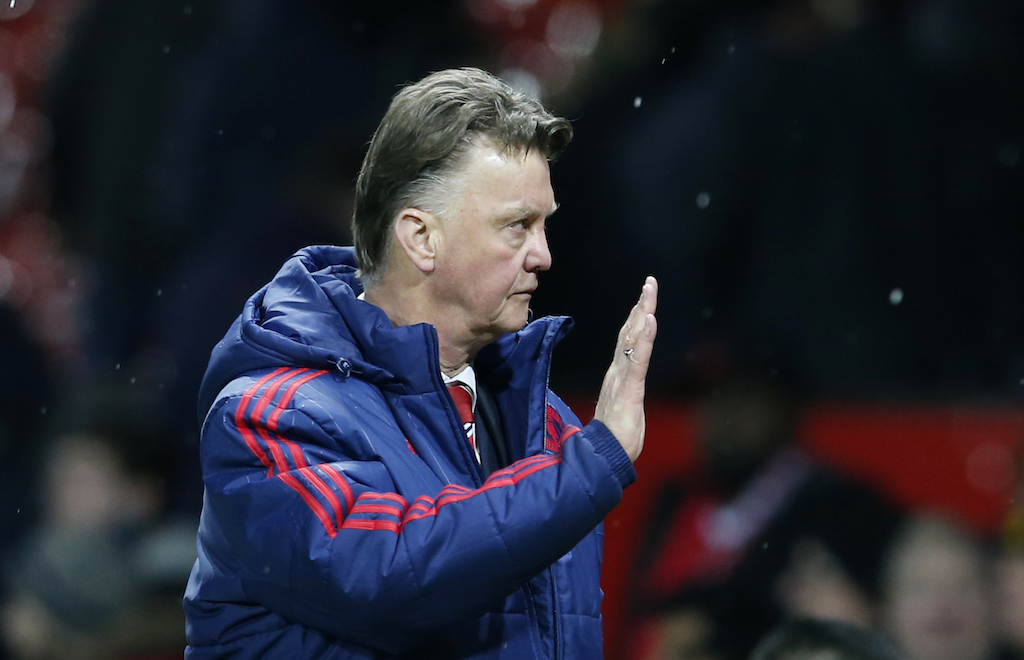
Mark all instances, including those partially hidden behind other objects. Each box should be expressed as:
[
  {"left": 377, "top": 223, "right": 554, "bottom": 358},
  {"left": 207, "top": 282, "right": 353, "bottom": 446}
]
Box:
[{"left": 392, "top": 207, "right": 439, "bottom": 274}]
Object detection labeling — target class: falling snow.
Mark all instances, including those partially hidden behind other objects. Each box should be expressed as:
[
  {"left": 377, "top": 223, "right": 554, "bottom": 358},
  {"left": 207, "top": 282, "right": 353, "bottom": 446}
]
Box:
[{"left": 889, "top": 288, "right": 904, "bottom": 305}]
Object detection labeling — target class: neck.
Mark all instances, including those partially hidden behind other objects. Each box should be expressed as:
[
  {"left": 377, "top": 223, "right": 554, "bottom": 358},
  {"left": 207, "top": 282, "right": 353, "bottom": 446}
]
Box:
[{"left": 364, "top": 279, "right": 482, "bottom": 378}]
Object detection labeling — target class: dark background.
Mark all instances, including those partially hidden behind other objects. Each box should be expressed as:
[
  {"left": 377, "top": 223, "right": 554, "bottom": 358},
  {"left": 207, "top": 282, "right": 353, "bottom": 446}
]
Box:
[{"left": 0, "top": 0, "right": 1021, "bottom": 657}]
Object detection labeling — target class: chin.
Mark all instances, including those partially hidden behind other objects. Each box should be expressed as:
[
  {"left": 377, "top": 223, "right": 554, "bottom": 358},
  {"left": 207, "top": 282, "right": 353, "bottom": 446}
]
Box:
[
  {"left": 480, "top": 296, "right": 532, "bottom": 339},
  {"left": 494, "top": 319, "right": 528, "bottom": 338},
  {"left": 494, "top": 310, "right": 531, "bottom": 337}
]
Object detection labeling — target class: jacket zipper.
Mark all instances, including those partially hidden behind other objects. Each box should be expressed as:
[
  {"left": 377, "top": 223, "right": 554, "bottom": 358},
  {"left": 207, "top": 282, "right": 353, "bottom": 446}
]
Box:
[
  {"left": 426, "top": 329, "right": 485, "bottom": 487},
  {"left": 543, "top": 355, "right": 560, "bottom": 660}
]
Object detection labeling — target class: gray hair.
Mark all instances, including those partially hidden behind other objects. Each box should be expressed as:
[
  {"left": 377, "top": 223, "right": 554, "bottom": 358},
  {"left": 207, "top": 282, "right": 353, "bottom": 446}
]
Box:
[{"left": 351, "top": 67, "right": 573, "bottom": 286}]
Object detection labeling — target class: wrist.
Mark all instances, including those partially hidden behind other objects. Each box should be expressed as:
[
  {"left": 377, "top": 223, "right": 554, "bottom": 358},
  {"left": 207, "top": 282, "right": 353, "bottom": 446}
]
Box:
[{"left": 583, "top": 419, "right": 637, "bottom": 487}]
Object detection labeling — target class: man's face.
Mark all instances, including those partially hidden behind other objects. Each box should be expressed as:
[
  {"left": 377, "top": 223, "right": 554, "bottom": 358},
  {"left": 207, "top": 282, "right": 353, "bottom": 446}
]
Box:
[
  {"left": 431, "top": 140, "right": 555, "bottom": 344},
  {"left": 885, "top": 537, "right": 992, "bottom": 660}
]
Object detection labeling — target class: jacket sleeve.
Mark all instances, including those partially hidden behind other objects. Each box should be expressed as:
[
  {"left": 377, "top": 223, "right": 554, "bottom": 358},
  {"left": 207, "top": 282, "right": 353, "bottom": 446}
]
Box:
[{"left": 199, "top": 370, "right": 635, "bottom": 654}]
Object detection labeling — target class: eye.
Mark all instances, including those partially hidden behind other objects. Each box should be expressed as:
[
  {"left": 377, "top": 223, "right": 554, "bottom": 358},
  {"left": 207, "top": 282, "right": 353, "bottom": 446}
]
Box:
[{"left": 508, "top": 218, "right": 528, "bottom": 231}]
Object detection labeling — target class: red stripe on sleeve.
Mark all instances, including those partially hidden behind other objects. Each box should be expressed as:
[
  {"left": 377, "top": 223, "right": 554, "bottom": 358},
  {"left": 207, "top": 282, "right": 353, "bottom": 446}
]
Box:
[
  {"left": 238, "top": 368, "right": 345, "bottom": 536},
  {"left": 350, "top": 503, "right": 405, "bottom": 517},
  {"left": 559, "top": 424, "right": 582, "bottom": 443},
  {"left": 437, "top": 456, "right": 561, "bottom": 507},
  {"left": 266, "top": 370, "right": 329, "bottom": 469},
  {"left": 252, "top": 368, "right": 308, "bottom": 476},
  {"left": 400, "top": 455, "right": 562, "bottom": 527},
  {"left": 322, "top": 464, "right": 356, "bottom": 512},
  {"left": 234, "top": 367, "right": 291, "bottom": 474},
  {"left": 279, "top": 472, "right": 337, "bottom": 538},
  {"left": 438, "top": 484, "right": 472, "bottom": 497},
  {"left": 334, "top": 452, "right": 565, "bottom": 533},
  {"left": 408, "top": 495, "right": 436, "bottom": 514},
  {"left": 256, "top": 370, "right": 349, "bottom": 533},
  {"left": 341, "top": 519, "right": 400, "bottom": 533},
  {"left": 358, "top": 491, "right": 408, "bottom": 507},
  {"left": 297, "top": 466, "right": 345, "bottom": 525}
]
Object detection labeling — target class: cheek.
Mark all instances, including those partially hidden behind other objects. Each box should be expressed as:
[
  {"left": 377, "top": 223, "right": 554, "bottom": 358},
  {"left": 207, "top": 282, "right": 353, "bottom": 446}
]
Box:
[
  {"left": 477, "top": 261, "right": 522, "bottom": 290},
  {"left": 447, "top": 268, "right": 505, "bottom": 307},
  {"left": 481, "top": 274, "right": 518, "bottom": 304}
]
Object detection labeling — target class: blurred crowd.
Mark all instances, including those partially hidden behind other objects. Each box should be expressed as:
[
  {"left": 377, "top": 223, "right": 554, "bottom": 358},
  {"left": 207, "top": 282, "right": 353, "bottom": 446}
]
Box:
[
  {"left": 0, "top": 0, "right": 1022, "bottom": 658},
  {"left": 617, "top": 362, "right": 1024, "bottom": 660}
]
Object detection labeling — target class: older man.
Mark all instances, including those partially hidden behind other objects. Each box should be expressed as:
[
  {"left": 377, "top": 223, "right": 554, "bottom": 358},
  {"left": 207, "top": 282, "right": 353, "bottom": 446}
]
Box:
[{"left": 184, "top": 68, "right": 657, "bottom": 659}]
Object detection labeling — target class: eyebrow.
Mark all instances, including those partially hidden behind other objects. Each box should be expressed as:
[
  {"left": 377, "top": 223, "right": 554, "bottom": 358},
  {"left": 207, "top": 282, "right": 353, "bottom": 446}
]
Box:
[{"left": 508, "top": 201, "right": 559, "bottom": 219}]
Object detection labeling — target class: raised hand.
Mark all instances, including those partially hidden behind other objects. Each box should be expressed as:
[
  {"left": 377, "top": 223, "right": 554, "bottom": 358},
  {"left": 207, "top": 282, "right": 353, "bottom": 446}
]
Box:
[{"left": 593, "top": 276, "right": 658, "bottom": 463}]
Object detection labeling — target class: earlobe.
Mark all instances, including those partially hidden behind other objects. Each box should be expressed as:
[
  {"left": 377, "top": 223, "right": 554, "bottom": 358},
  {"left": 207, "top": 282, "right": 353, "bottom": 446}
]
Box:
[{"left": 393, "top": 208, "right": 437, "bottom": 274}]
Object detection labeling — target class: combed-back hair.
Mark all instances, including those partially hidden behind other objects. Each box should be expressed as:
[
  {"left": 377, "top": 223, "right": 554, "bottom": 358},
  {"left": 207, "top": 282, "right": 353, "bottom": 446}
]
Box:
[
  {"left": 752, "top": 619, "right": 905, "bottom": 660},
  {"left": 352, "top": 67, "right": 573, "bottom": 285}
]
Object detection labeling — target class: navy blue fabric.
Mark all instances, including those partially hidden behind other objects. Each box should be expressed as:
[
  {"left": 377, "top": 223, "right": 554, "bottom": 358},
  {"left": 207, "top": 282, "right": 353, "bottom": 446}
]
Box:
[{"left": 184, "top": 246, "right": 636, "bottom": 659}]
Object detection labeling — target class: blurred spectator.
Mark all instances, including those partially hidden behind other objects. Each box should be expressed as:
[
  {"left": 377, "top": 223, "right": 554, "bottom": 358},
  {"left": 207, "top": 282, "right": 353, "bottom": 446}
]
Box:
[
  {"left": 880, "top": 515, "right": 998, "bottom": 660},
  {"left": 997, "top": 542, "right": 1024, "bottom": 660},
  {"left": 0, "top": 388, "right": 196, "bottom": 660},
  {"left": 751, "top": 618, "right": 905, "bottom": 660},
  {"left": 622, "top": 356, "right": 902, "bottom": 660},
  {"left": 995, "top": 450, "right": 1024, "bottom": 660}
]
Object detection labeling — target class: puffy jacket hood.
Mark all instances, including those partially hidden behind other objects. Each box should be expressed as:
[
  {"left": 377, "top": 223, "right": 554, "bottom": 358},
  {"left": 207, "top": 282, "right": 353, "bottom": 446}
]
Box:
[{"left": 198, "top": 245, "right": 572, "bottom": 424}]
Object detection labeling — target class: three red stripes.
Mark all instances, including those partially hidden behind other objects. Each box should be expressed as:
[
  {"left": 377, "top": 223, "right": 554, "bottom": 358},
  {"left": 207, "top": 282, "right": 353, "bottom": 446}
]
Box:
[
  {"left": 235, "top": 367, "right": 566, "bottom": 538},
  {"left": 236, "top": 368, "right": 342, "bottom": 537}
]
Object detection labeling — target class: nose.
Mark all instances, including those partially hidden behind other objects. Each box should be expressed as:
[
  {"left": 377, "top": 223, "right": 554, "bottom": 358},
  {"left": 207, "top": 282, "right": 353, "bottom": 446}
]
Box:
[{"left": 526, "top": 223, "right": 552, "bottom": 273}]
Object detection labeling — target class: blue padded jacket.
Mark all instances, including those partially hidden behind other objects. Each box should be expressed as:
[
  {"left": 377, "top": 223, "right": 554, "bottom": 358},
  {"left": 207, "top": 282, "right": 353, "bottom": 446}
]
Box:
[{"left": 183, "top": 246, "right": 636, "bottom": 659}]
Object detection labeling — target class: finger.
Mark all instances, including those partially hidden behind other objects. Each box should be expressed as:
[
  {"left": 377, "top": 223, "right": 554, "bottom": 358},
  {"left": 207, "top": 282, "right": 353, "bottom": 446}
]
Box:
[
  {"left": 623, "top": 313, "right": 656, "bottom": 369},
  {"left": 639, "top": 276, "right": 658, "bottom": 316},
  {"left": 617, "top": 312, "right": 641, "bottom": 353},
  {"left": 626, "top": 313, "right": 657, "bottom": 369},
  {"left": 623, "top": 278, "right": 658, "bottom": 365},
  {"left": 617, "top": 279, "right": 655, "bottom": 349}
]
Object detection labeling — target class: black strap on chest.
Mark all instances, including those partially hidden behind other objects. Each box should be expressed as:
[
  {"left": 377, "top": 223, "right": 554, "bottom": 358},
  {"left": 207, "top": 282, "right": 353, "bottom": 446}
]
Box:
[{"left": 474, "top": 380, "right": 510, "bottom": 475}]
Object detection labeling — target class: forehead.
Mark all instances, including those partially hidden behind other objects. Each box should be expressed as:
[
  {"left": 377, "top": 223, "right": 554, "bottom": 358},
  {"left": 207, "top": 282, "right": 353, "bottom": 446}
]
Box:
[
  {"left": 890, "top": 534, "right": 985, "bottom": 585},
  {"left": 452, "top": 140, "right": 556, "bottom": 219}
]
